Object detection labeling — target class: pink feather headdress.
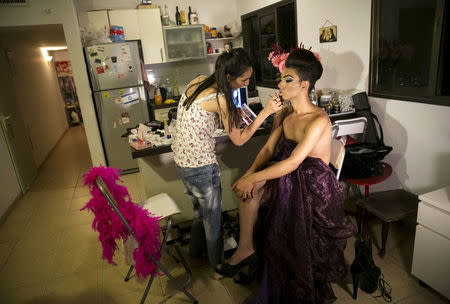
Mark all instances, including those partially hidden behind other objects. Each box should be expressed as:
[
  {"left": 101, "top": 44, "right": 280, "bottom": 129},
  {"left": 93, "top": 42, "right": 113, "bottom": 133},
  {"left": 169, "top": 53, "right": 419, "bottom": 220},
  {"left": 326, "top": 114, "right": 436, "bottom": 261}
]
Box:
[
  {"left": 81, "top": 166, "right": 161, "bottom": 279},
  {"left": 268, "top": 43, "right": 321, "bottom": 73}
]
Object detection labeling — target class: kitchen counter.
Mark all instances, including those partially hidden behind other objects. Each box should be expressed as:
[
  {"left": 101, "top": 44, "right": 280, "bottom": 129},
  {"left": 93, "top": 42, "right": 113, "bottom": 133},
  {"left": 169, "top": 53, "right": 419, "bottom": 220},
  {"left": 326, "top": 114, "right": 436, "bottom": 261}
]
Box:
[{"left": 130, "top": 124, "right": 272, "bottom": 158}]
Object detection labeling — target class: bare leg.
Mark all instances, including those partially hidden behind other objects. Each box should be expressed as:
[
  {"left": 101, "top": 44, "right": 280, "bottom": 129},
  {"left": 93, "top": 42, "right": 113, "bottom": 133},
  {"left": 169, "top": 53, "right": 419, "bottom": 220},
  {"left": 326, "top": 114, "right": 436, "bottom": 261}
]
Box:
[{"left": 224, "top": 181, "right": 265, "bottom": 265}]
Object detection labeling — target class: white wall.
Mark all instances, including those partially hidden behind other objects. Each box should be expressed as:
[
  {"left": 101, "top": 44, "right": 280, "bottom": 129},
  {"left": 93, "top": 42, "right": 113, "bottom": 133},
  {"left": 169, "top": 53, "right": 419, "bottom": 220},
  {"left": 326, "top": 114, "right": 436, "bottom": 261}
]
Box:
[
  {"left": 239, "top": 0, "right": 450, "bottom": 194},
  {"left": 0, "top": 124, "right": 21, "bottom": 219},
  {"left": 0, "top": 27, "right": 69, "bottom": 166},
  {"left": 0, "top": 0, "right": 106, "bottom": 167}
]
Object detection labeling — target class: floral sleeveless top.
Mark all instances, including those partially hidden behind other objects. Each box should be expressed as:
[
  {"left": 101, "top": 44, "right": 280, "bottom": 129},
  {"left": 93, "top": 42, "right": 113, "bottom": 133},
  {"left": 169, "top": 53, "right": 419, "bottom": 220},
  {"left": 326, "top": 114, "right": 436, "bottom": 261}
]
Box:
[{"left": 172, "top": 92, "right": 222, "bottom": 168}]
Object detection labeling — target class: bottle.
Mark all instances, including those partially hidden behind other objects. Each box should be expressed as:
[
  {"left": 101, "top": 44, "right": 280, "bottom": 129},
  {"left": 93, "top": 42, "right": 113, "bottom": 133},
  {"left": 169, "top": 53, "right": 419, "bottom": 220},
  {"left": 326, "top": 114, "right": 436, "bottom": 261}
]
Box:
[
  {"left": 188, "top": 6, "right": 192, "bottom": 25},
  {"left": 161, "top": 5, "right": 170, "bottom": 26},
  {"left": 175, "top": 6, "right": 181, "bottom": 26},
  {"left": 180, "top": 9, "right": 186, "bottom": 25},
  {"left": 190, "top": 9, "right": 198, "bottom": 24},
  {"left": 164, "top": 120, "right": 171, "bottom": 139},
  {"left": 172, "top": 79, "right": 180, "bottom": 97},
  {"left": 165, "top": 77, "right": 173, "bottom": 99},
  {"left": 154, "top": 86, "right": 162, "bottom": 105},
  {"left": 210, "top": 27, "right": 218, "bottom": 39}
]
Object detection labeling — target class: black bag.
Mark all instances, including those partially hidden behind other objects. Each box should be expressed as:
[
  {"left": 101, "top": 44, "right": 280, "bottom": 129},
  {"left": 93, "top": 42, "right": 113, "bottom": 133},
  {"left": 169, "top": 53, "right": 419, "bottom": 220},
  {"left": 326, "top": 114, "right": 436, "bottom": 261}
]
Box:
[
  {"left": 340, "top": 92, "right": 393, "bottom": 179},
  {"left": 341, "top": 143, "right": 392, "bottom": 178},
  {"left": 352, "top": 92, "right": 383, "bottom": 145}
]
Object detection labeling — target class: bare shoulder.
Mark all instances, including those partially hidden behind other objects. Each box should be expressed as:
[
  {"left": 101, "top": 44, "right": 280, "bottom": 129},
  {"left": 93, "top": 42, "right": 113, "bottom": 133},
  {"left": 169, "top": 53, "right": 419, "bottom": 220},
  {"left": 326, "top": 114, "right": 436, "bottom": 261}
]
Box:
[{"left": 309, "top": 109, "right": 330, "bottom": 128}]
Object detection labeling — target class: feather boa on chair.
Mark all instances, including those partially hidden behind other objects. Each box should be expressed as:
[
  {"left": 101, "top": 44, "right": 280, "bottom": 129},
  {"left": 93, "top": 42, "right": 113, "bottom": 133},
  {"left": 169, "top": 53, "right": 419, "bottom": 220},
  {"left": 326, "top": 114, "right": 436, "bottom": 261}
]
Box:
[{"left": 81, "top": 166, "right": 161, "bottom": 279}]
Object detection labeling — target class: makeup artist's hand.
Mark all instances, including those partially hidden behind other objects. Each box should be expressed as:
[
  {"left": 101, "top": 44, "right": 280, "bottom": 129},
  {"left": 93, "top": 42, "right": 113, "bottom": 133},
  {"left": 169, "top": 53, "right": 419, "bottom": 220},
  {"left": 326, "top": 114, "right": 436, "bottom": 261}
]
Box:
[
  {"left": 263, "top": 93, "right": 283, "bottom": 116},
  {"left": 233, "top": 174, "right": 255, "bottom": 201}
]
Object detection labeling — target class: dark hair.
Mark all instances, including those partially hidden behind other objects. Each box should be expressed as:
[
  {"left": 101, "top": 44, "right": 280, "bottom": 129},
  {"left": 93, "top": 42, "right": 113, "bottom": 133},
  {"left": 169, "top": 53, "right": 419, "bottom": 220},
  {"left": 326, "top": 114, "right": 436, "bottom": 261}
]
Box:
[
  {"left": 285, "top": 48, "right": 323, "bottom": 94},
  {"left": 183, "top": 48, "right": 252, "bottom": 130}
]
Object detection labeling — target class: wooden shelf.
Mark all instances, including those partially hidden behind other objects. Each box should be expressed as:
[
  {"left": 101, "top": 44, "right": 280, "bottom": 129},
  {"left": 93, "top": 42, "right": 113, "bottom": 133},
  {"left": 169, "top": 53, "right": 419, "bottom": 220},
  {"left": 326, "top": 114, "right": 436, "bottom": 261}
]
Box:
[{"left": 205, "top": 36, "right": 241, "bottom": 42}]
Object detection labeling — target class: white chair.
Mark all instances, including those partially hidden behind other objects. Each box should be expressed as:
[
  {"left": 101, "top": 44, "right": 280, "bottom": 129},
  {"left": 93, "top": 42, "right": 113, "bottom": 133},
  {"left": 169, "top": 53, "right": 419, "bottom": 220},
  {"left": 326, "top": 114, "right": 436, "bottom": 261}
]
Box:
[
  {"left": 330, "top": 138, "right": 346, "bottom": 180},
  {"left": 96, "top": 177, "right": 197, "bottom": 304},
  {"left": 332, "top": 117, "right": 368, "bottom": 144}
]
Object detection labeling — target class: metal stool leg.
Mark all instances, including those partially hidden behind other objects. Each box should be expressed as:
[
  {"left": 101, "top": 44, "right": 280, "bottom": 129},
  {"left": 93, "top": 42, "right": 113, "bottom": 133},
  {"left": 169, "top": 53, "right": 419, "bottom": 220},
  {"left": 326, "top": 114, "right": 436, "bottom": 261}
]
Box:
[
  {"left": 151, "top": 256, "right": 198, "bottom": 304},
  {"left": 124, "top": 265, "right": 134, "bottom": 281},
  {"left": 140, "top": 275, "right": 156, "bottom": 304},
  {"left": 173, "top": 243, "right": 193, "bottom": 286}
]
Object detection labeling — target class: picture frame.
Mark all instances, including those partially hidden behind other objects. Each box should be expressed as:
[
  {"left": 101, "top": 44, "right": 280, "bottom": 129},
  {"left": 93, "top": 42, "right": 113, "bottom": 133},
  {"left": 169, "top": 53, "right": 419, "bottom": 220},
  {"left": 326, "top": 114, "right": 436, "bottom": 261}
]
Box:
[{"left": 319, "top": 25, "right": 337, "bottom": 43}]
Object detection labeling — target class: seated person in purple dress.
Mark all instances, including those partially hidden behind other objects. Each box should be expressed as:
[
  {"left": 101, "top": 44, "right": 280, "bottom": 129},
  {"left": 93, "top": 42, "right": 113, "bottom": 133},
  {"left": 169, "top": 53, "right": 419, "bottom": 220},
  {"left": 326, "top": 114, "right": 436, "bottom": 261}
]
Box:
[{"left": 216, "top": 47, "right": 356, "bottom": 303}]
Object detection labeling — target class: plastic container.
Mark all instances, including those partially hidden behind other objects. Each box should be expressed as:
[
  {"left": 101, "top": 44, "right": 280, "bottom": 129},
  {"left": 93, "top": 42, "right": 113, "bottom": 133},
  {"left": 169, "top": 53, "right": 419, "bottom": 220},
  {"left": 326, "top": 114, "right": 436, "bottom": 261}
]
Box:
[{"left": 210, "top": 27, "right": 218, "bottom": 39}]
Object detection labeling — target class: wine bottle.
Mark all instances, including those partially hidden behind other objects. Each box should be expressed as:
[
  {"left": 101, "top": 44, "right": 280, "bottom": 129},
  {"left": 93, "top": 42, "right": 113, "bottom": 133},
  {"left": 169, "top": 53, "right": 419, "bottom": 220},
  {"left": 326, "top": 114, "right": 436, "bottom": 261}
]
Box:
[
  {"left": 188, "top": 6, "right": 192, "bottom": 25},
  {"left": 175, "top": 6, "right": 181, "bottom": 26}
]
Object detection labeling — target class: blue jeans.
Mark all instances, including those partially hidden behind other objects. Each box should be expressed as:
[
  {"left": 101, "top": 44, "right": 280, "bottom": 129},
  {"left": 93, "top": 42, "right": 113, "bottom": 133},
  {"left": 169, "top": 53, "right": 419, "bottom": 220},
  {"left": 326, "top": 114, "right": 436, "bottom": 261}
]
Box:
[{"left": 175, "top": 163, "right": 224, "bottom": 268}]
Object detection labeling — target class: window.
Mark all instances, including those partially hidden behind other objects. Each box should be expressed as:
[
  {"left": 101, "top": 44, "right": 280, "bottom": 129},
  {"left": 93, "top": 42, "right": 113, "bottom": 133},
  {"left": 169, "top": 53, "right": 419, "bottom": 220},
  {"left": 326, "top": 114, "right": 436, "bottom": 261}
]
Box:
[
  {"left": 369, "top": 0, "right": 449, "bottom": 106},
  {"left": 242, "top": 0, "right": 297, "bottom": 89}
]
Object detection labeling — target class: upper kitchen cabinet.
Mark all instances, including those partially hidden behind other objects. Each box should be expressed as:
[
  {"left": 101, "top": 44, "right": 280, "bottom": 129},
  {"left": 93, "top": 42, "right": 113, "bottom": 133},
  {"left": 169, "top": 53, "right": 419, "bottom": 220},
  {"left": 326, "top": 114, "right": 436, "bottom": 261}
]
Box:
[
  {"left": 163, "top": 25, "right": 206, "bottom": 61},
  {"left": 137, "top": 9, "right": 165, "bottom": 64},
  {"left": 108, "top": 10, "right": 141, "bottom": 40},
  {"left": 242, "top": 0, "right": 297, "bottom": 87},
  {"left": 86, "top": 10, "right": 109, "bottom": 34}
]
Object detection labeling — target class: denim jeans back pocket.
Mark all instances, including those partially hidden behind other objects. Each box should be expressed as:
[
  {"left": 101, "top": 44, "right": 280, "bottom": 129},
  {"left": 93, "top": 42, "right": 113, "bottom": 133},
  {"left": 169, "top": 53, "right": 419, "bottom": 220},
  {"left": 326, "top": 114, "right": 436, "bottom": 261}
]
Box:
[{"left": 176, "top": 164, "right": 217, "bottom": 198}]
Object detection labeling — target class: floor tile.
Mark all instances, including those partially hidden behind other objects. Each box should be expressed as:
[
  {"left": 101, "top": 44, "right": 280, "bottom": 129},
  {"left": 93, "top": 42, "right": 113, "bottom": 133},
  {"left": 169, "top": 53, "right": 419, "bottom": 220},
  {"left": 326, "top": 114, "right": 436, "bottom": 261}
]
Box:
[
  {"left": 0, "top": 281, "right": 48, "bottom": 303},
  {"left": 45, "top": 269, "right": 102, "bottom": 303},
  {"left": 0, "top": 217, "right": 28, "bottom": 244},
  {"left": 397, "top": 288, "right": 450, "bottom": 304},
  {"left": 0, "top": 242, "right": 14, "bottom": 269},
  {"left": 50, "top": 240, "right": 103, "bottom": 278},
  {"left": 0, "top": 252, "right": 55, "bottom": 289}
]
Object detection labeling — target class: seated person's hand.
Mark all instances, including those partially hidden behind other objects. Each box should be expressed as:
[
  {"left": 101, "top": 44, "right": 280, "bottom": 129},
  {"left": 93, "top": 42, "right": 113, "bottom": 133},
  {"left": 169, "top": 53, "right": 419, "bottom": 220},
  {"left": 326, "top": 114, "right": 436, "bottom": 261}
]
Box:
[{"left": 232, "top": 174, "right": 255, "bottom": 201}]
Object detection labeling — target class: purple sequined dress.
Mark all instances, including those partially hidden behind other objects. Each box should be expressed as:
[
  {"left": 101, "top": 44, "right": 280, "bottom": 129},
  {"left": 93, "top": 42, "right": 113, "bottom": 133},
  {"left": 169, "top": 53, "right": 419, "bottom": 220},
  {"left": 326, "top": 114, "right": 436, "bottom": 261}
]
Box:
[{"left": 245, "top": 137, "right": 356, "bottom": 304}]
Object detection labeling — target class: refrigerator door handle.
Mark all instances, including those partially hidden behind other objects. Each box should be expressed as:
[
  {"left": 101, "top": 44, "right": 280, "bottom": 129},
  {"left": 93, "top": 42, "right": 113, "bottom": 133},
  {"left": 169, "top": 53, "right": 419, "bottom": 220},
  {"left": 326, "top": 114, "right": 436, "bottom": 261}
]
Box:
[{"left": 160, "top": 48, "right": 164, "bottom": 62}]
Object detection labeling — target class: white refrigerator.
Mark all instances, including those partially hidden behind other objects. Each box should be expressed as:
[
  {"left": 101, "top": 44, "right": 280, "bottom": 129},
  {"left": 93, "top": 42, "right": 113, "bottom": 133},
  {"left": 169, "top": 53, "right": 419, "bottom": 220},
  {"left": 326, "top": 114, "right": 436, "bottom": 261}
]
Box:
[{"left": 85, "top": 41, "right": 149, "bottom": 173}]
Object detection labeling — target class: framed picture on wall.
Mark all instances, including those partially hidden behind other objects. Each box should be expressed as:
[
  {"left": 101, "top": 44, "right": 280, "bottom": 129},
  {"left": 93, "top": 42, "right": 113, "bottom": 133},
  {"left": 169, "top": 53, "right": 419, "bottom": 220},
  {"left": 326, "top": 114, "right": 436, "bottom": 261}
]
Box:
[{"left": 319, "top": 25, "right": 337, "bottom": 43}]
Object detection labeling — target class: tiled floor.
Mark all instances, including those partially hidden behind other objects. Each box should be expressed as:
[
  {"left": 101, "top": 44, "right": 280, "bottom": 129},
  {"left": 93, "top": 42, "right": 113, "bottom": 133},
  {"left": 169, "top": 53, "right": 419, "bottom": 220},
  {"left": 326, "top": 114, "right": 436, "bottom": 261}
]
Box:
[{"left": 0, "top": 125, "right": 448, "bottom": 304}]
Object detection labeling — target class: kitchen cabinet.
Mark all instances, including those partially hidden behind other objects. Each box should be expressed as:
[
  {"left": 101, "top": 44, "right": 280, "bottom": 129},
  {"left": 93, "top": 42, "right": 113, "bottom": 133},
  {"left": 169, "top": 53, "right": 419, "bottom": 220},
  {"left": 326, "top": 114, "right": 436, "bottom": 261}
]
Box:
[
  {"left": 108, "top": 10, "right": 141, "bottom": 41},
  {"left": 242, "top": 0, "right": 297, "bottom": 87},
  {"left": 137, "top": 9, "right": 165, "bottom": 64},
  {"left": 163, "top": 25, "right": 206, "bottom": 61},
  {"left": 411, "top": 186, "right": 450, "bottom": 299},
  {"left": 86, "top": 10, "right": 109, "bottom": 35}
]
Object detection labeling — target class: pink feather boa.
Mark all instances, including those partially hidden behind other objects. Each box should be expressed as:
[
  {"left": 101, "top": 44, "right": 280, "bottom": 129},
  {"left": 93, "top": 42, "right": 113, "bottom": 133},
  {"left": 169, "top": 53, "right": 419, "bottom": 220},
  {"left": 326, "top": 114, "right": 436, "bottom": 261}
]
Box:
[{"left": 81, "top": 166, "right": 161, "bottom": 279}]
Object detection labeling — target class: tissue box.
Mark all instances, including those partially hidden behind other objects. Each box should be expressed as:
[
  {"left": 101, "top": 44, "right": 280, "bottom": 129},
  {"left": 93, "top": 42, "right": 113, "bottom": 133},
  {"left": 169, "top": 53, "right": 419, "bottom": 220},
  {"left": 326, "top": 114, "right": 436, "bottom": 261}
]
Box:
[{"left": 129, "top": 141, "right": 152, "bottom": 150}]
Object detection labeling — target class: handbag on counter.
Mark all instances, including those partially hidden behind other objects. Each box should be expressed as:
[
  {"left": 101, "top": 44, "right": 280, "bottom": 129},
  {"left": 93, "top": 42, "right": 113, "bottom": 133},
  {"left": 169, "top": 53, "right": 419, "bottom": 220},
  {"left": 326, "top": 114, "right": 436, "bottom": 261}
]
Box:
[{"left": 340, "top": 92, "right": 393, "bottom": 179}]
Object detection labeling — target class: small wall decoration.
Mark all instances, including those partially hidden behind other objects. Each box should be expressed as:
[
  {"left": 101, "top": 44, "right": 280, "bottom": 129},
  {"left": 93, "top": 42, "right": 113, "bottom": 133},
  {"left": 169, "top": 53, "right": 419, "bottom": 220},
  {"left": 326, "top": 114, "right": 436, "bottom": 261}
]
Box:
[
  {"left": 319, "top": 20, "right": 337, "bottom": 43},
  {"left": 54, "top": 60, "right": 72, "bottom": 76}
]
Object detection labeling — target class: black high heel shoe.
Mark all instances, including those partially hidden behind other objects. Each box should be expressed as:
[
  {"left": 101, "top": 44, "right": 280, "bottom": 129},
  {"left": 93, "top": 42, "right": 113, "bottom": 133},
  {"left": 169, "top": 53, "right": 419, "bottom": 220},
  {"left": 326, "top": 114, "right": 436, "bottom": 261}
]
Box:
[
  {"left": 233, "top": 260, "right": 258, "bottom": 285},
  {"left": 216, "top": 253, "right": 258, "bottom": 278}
]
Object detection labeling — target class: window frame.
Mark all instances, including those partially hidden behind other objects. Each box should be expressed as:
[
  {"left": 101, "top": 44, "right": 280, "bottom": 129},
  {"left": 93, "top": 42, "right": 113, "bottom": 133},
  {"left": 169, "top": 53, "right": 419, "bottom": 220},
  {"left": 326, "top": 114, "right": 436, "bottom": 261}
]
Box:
[{"left": 369, "top": 0, "right": 449, "bottom": 107}]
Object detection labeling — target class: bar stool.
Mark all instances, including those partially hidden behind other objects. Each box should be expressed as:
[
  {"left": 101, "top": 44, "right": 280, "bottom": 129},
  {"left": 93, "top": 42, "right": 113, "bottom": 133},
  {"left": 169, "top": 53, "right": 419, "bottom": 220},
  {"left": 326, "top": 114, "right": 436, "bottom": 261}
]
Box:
[{"left": 356, "top": 189, "right": 418, "bottom": 258}]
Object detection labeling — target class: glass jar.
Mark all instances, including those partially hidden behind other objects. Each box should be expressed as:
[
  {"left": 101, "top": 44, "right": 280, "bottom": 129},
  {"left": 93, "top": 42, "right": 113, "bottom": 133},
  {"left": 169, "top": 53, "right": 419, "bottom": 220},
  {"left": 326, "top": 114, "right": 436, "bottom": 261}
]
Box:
[{"left": 320, "top": 94, "right": 332, "bottom": 107}]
